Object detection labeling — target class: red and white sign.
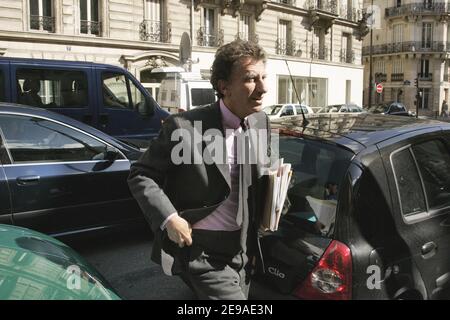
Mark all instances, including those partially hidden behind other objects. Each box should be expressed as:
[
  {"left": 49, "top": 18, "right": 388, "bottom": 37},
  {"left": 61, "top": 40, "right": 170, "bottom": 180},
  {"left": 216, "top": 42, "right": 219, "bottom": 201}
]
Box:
[{"left": 376, "top": 83, "right": 383, "bottom": 94}]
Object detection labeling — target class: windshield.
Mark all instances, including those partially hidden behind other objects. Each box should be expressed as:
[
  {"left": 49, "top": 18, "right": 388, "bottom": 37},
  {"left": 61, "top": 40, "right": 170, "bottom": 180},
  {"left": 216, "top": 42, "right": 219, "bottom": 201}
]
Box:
[
  {"left": 191, "top": 88, "right": 216, "bottom": 107},
  {"left": 263, "top": 105, "right": 283, "bottom": 115},
  {"left": 367, "top": 105, "right": 387, "bottom": 113},
  {"left": 275, "top": 136, "right": 353, "bottom": 236}
]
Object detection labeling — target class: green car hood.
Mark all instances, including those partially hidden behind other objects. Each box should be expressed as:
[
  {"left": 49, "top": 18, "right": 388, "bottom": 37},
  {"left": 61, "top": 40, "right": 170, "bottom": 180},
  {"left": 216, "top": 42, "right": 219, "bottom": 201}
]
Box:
[{"left": 0, "top": 224, "right": 120, "bottom": 300}]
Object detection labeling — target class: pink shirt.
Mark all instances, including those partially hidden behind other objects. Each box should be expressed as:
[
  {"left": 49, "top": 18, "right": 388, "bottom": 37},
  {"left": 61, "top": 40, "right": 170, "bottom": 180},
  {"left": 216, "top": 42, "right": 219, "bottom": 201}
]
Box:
[
  {"left": 192, "top": 100, "right": 243, "bottom": 231},
  {"left": 161, "top": 100, "right": 244, "bottom": 231}
]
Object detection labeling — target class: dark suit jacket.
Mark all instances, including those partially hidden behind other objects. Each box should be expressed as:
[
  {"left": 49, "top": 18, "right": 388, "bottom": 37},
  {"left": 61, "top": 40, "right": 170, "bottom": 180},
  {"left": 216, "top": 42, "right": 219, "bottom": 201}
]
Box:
[{"left": 128, "top": 101, "right": 271, "bottom": 271}]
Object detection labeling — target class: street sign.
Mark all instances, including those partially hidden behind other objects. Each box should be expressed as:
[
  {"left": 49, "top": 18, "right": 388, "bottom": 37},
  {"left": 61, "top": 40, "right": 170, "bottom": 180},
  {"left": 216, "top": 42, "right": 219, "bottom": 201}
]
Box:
[{"left": 376, "top": 83, "right": 383, "bottom": 93}]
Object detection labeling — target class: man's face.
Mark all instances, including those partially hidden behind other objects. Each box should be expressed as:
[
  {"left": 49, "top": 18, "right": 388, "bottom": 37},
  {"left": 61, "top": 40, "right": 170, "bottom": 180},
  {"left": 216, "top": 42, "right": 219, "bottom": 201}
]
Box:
[{"left": 220, "top": 57, "right": 268, "bottom": 119}]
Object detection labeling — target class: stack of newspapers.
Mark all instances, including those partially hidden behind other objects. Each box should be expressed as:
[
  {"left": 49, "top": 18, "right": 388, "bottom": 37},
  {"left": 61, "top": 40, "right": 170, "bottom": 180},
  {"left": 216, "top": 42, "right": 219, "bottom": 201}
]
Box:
[{"left": 261, "top": 159, "right": 292, "bottom": 232}]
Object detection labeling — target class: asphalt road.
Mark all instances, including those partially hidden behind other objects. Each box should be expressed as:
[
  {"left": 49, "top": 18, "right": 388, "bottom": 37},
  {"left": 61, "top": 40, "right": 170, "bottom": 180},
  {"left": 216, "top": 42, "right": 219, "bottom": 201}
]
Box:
[{"left": 66, "top": 226, "right": 196, "bottom": 300}]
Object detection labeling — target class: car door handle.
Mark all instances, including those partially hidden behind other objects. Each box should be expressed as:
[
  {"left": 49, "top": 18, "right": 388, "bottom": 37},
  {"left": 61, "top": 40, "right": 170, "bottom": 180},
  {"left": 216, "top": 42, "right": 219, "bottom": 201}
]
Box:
[
  {"left": 17, "top": 175, "right": 40, "bottom": 186},
  {"left": 421, "top": 241, "right": 437, "bottom": 259}
]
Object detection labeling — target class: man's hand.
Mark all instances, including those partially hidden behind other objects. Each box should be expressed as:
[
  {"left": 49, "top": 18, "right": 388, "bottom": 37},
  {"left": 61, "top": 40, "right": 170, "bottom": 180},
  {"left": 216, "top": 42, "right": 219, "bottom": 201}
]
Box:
[{"left": 166, "top": 215, "right": 193, "bottom": 247}]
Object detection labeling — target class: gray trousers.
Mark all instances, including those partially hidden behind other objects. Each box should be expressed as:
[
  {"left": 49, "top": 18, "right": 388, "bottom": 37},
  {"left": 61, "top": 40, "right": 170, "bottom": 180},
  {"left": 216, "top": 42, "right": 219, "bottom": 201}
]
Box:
[{"left": 179, "top": 229, "right": 250, "bottom": 300}]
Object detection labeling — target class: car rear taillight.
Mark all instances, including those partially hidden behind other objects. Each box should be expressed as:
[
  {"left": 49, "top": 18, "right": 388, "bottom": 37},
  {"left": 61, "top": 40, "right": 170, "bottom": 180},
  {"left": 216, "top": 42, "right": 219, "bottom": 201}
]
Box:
[{"left": 294, "top": 240, "right": 352, "bottom": 300}]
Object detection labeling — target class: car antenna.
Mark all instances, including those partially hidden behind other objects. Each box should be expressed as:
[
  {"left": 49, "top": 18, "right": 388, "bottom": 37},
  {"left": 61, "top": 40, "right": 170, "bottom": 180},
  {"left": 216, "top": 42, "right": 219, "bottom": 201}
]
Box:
[{"left": 285, "top": 60, "right": 309, "bottom": 127}]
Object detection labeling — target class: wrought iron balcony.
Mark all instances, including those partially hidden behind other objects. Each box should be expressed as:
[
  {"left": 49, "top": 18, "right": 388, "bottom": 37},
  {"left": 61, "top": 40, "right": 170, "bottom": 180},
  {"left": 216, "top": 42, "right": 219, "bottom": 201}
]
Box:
[
  {"left": 310, "top": 45, "right": 329, "bottom": 60},
  {"left": 80, "top": 20, "right": 101, "bottom": 36},
  {"left": 363, "top": 41, "right": 450, "bottom": 55},
  {"left": 375, "top": 73, "right": 387, "bottom": 83},
  {"left": 274, "top": 0, "right": 296, "bottom": 5},
  {"left": 276, "top": 39, "right": 297, "bottom": 56},
  {"left": 139, "top": 20, "right": 171, "bottom": 43},
  {"left": 340, "top": 49, "right": 355, "bottom": 63},
  {"left": 338, "top": 7, "right": 362, "bottom": 22},
  {"left": 30, "top": 15, "right": 55, "bottom": 32},
  {"left": 391, "top": 73, "right": 404, "bottom": 82},
  {"left": 197, "top": 27, "right": 224, "bottom": 47},
  {"left": 305, "top": 0, "right": 338, "bottom": 15},
  {"left": 418, "top": 73, "right": 433, "bottom": 81},
  {"left": 235, "top": 32, "right": 259, "bottom": 44},
  {"left": 385, "top": 2, "right": 448, "bottom": 18}
]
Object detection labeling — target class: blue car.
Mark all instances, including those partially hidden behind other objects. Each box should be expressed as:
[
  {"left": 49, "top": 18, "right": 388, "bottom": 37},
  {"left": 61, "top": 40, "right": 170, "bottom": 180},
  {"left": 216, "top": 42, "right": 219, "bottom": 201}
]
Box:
[{"left": 0, "top": 103, "right": 144, "bottom": 236}]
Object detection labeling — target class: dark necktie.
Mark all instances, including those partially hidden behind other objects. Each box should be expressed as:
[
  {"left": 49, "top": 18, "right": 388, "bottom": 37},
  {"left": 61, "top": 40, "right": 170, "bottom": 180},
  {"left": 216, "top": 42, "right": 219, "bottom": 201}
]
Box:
[{"left": 236, "top": 119, "right": 249, "bottom": 226}]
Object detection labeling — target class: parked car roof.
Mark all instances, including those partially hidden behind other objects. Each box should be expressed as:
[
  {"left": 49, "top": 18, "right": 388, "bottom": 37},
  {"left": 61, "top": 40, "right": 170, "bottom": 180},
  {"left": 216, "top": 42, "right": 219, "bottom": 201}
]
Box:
[
  {"left": 0, "top": 224, "right": 120, "bottom": 300},
  {"left": 271, "top": 113, "right": 450, "bottom": 154},
  {"left": 0, "top": 56, "right": 124, "bottom": 71},
  {"left": 0, "top": 103, "right": 141, "bottom": 157},
  {"left": 317, "top": 104, "right": 363, "bottom": 113}
]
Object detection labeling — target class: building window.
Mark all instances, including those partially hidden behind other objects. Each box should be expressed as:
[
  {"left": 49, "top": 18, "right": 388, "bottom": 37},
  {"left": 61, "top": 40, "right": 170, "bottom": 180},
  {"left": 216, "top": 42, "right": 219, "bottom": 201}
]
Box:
[
  {"left": 239, "top": 14, "right": 250, "bottom": 40},
  {"left": 422, "top": 22, "right": 433, "bottom": 48},
  {"left": 146, "top": 0, "right": 162, "bottom": 22},
  {"left": 277, "top": 75, "right": 327, "bottom": 109},
  {"left": 423, "top": 0, "right": 432, "bottom": 9},
  {"left": 396, "top": 0, "right": 402, "bottom": 7},
  {"left": 391, "top": 24, "right": 404, "bottom": 53},
  {"left": 392, "top": 59, "right": 403, "bottom": 74},
  {"left": 419, "top": 88, "right": 430, "bottom": 109},
  {"left": 277, "top": 20, "right": 295, "bottom": 55},
  {"left": 340, "top": 33, "right": 353, "bottom": 63},
  {"left": 236, "top": 13, "right": 257, "bottom": 43},
  {"left": 80, "top": 0, "right": 101, "bottom": 36},
  {"left": 421, "top": 59, "right": 430, "bottom": 77},
  {"left": 197, "top": 7, "right": 222, "bottom": 47},
  {"left": 140, "top": 0, "right": 170, "bottom": 42},
  {"left": 29, "top": 0, "right": 54, "bottom": 32}
]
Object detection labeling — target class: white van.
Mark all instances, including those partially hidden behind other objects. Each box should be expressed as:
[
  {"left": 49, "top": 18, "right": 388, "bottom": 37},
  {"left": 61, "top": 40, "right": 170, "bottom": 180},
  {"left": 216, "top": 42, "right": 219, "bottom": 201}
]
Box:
[{"left": 153, "top": 67, "right": 217, "bottom": 113}]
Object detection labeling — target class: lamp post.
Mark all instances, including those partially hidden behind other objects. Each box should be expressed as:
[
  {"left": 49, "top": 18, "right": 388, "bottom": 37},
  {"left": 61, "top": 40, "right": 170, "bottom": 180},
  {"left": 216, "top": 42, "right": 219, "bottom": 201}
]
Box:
[{"left": 368, "top": 0, "right": 374, "bottom": 108}]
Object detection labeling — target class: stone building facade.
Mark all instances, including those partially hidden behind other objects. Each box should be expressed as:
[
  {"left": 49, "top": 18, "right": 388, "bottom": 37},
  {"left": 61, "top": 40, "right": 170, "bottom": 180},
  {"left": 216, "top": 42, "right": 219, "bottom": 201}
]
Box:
[{"left": 0, "top": 0, "right": 366, "bottom": 108}]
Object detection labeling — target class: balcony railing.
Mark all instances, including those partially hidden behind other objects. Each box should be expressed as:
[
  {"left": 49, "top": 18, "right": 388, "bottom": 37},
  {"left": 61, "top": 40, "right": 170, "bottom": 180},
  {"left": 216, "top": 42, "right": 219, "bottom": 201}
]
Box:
[
  {"left": 197, "top": 27, "right": 224, "bottom": 47},
  {"left": 30, "top": 15, "right": 55, "bottom": 32},
  {"left": 362, "top": 41, "right": 450, "bottom": 55},
  {"left": 310, "top": 45, "right": 329, "bottom": 60},
  {"left": 305, "top": 0, "right": 338, "bottom": 15},
  {"left": 139, "top": 20, "right": 171, "bottom": 43},
  {"left": 391, "top": 73, "right": 404, "bottom": 82},
  {"left": 338, "top": 7, "right": 362, "bottom": 22},
  {"left": 274, "top": 0, "right": 296, "bottom": 5},
  {"left": 340, "top": 49, "right": 355, "bottom": 63},
  {"left": 235, "top": 32, "right": 259, "bottom": 44},
  {"left": 276, "top": 39, "right": 297, "bottom": 56},
  {"left": 419, "top": 73, "right": 433, "bottom": 81},
  {"left": 385, "top": 2, "right": 448, "bottom": 18},
  {"left": 375, "top": 73, "right": 387, "bottom": 83},
  {"left": 80, "top": 20, "right": 101, "bottom": 36}
]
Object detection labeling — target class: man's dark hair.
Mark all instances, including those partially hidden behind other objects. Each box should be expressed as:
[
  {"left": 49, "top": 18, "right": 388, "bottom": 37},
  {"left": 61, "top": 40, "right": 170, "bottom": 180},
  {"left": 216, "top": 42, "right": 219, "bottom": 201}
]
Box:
[{"left": 210, "top": 40, "right": 267, "bottom": 99}]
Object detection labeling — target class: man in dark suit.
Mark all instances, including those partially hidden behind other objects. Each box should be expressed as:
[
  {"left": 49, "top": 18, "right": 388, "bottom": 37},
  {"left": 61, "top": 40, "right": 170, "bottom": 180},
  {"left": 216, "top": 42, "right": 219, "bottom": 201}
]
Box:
[{"left": 128, "top": 40, "right": 271, "bottom": 300}]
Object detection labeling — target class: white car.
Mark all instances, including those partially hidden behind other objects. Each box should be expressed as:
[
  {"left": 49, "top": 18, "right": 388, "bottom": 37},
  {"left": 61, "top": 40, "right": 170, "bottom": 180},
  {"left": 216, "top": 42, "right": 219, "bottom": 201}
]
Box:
[
  {"left": 317, "top": 104, "right": 364, "bottom": 113},
  {"left": 263, "top": 104, "right": 314, "bottom": 120}
]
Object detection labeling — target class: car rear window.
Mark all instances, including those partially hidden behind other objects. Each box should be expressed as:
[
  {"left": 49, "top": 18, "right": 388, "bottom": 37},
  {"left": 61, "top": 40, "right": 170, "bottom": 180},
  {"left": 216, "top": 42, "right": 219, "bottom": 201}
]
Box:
[
  {"left": 412, "top": 140, "right": 450, "bottom": 211},
  {"left": 391, "top": 139, "right": 450, "bottom": 219},
  {"left": 391, "top": 147, "right": 427, "bottom": 216},
  {"left": 191, "top": 88, "right": 216, "bottom": 107},
  {"left": 275, "top": 136, "right": 353, "bottom": 236}
]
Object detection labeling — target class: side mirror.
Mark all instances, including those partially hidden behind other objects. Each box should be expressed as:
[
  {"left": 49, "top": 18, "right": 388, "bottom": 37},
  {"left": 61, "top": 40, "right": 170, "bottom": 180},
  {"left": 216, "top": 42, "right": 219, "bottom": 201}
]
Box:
[
  {"left": 139, "top": 97, "right": 155, "bottom": 117},
  {"left": 93, "top": 146, "right": 120, "bottom": 162},
  {"left": 104, "top": 146, "right": 120, "bottom": 161}
]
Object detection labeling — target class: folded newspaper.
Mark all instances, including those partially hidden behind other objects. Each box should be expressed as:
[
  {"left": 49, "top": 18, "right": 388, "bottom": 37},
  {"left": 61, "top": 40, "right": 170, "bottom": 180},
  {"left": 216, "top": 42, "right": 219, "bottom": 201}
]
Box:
[{"left": 261, "top": 159, "right": 292, "bottom": 232}]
